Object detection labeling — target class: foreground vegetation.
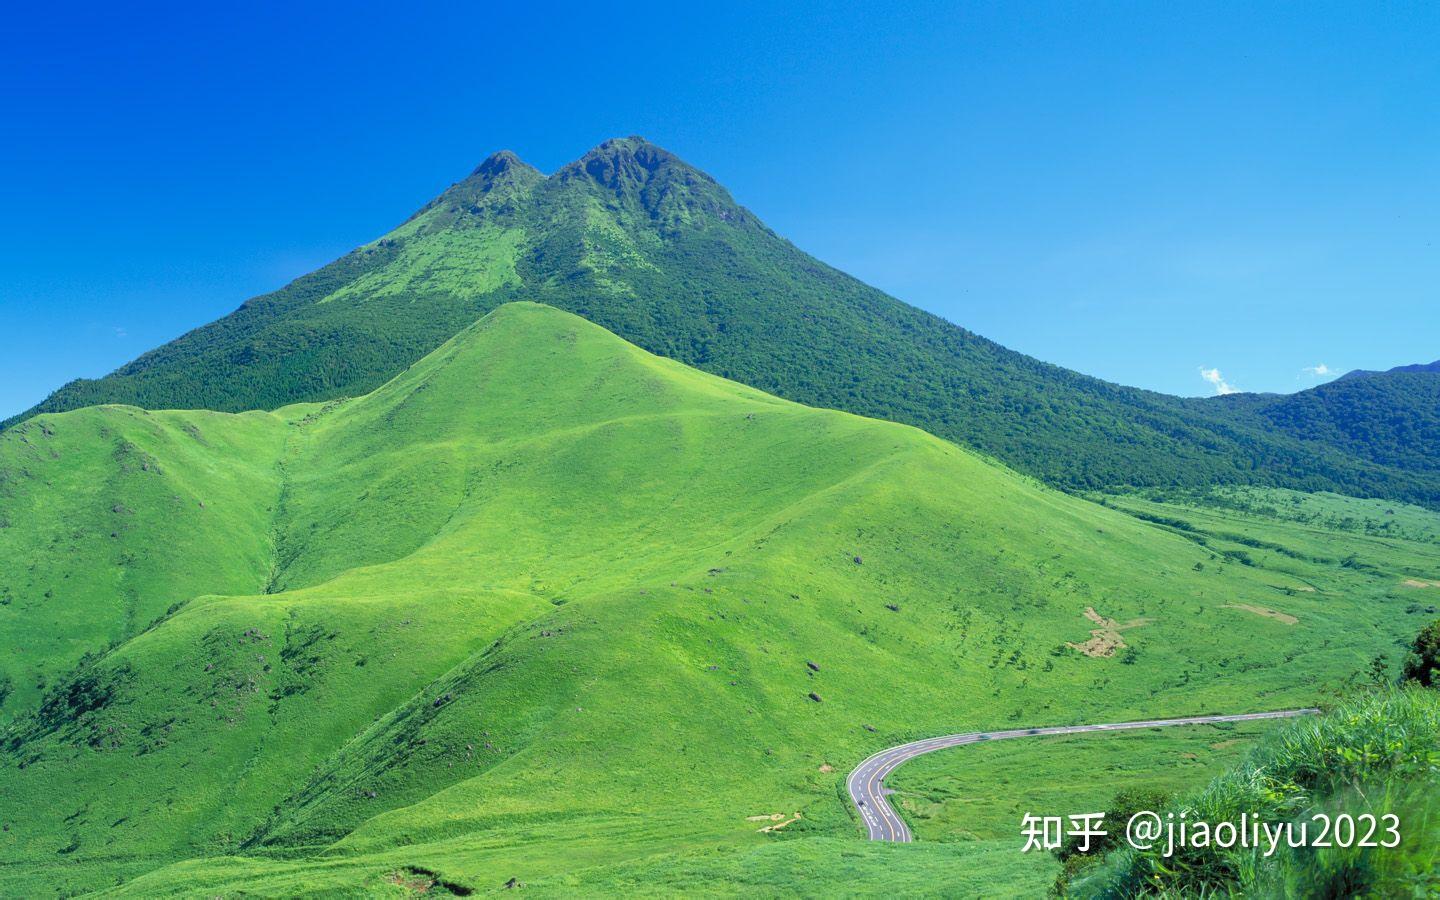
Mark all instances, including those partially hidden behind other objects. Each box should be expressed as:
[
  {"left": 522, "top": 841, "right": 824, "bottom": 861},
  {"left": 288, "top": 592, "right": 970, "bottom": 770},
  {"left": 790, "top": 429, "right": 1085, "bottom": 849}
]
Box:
[
  {"left": 1073, "top": 687, "right": 1440, "bottom": 897},
  {"left": 1, "top": 304, "right": 1430, "bottom": 894}
]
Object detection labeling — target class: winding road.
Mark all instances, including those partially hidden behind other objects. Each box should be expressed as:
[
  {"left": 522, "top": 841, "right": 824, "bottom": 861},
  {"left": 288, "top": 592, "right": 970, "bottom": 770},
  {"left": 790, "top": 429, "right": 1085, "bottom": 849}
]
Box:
[{"left": 847, "top": 708, "right": 1318, "bottom": 842}]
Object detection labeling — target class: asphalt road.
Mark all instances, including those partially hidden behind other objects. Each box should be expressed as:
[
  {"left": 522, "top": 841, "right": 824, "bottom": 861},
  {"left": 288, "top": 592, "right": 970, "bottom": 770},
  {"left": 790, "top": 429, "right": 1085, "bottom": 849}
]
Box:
[{"left": 846, "top": 708, "right": 1318, "bottom": 842}]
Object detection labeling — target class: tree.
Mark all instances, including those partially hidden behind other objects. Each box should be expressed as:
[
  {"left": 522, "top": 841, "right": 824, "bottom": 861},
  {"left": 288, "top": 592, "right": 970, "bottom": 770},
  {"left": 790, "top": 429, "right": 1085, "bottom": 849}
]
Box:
[
  {"left": 1401, "top": 618, "right": 1440, "bottom": 687},
  {"left": 1367, "top": 653, "right": 1391, "bottom": 686},
  {"left": 1051, "top": 787, "right": 1172, "bottom": 896}
]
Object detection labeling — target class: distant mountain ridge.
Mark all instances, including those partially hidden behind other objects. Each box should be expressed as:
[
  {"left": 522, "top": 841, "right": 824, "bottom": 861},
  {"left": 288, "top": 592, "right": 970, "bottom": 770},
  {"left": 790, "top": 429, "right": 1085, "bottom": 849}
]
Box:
[
  {"left": 1339, "top": 360, "right": 1440, "bottom": 380},
  {"left": 7, "top": 137, "right": 1438, "bottom": 505},
  {"left": 1239, "top": 364, "right": 1440, "bottom": 476}
]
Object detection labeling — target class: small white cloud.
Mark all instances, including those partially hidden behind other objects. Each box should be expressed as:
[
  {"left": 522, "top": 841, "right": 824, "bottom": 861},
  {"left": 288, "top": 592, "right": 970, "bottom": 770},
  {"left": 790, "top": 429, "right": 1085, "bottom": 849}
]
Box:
[
  {"left": 1302, "top": 363, "right": 1331, "bottom": 377},
  {"left": 1199, "top": 366, "right": 1238, "bottom": 396},
  {"left": 113, "top": 326, "right": 128, "bottom": 339}
]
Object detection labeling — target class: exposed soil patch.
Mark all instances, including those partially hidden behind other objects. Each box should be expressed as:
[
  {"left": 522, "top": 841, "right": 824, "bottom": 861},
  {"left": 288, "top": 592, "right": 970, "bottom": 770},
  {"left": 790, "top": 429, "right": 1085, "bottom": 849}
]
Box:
[
  {"left": 384, "top": 866, "right": 472, "bottom": 896},
  {"left": 756, "top": 812, "right": 802, "bottom": 833},
  {"left": 1224, "top": 603, "right": 1298, "bottom": 625},
  {"left": 1066, "top": 607, "right": 1152, "bottom": 658},
  {"left": 1401, "top": 579, "right": 1440, "bottom": 589},
  {"left": 386, "top": 869, "right": 433, "bottom": 893}
]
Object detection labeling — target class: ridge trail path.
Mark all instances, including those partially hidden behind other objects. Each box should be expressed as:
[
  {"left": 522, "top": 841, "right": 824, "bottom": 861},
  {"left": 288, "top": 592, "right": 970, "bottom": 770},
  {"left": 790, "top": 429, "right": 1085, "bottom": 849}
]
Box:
[{"left": 847, "top": 709, "right": 1318, "bottom": 842}]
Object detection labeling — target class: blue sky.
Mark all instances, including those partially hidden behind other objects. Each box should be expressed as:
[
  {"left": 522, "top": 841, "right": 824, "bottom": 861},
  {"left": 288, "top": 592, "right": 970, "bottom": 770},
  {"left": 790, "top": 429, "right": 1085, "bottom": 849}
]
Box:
[{"left": 2, "top": 1, "right": 1437, "bottom": 419}]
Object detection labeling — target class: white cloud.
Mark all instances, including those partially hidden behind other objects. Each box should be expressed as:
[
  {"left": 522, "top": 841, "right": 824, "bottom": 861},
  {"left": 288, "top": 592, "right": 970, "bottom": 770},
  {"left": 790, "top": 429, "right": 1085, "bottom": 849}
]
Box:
[
  {"left": 1199, "top": 367, "right": 1238, "bottom": 396},
  {"left": 113, "top": 326, "right": 128, "bottom": 339},
  {"left": 1302, "top": 363, "right": 1331, "bottom": 378}
]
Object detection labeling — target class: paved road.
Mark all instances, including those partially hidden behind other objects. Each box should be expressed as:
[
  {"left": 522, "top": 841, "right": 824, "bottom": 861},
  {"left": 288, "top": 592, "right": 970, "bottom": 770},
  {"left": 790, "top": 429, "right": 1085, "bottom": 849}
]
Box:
[{"left": 846, "top": 708, "right": 1318, "bottom": 842}]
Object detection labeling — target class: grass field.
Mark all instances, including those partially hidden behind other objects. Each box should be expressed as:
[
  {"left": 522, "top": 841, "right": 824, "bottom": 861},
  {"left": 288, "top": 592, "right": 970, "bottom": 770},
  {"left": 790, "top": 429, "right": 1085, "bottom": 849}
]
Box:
[
  {"left": 1, "top": 303, "right": 1434, "bottom": 896},
  {"left": 889, "top": 720, "right": 1281, "bottom": 844}
]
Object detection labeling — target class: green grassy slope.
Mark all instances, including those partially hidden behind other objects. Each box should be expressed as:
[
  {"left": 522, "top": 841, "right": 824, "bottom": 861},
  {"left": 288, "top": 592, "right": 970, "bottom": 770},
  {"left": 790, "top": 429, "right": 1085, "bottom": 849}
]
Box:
[
  {"left": 1099, "top": 486, "right": 1440, "bottom": 603},
  {"left": 867, "top": 485, "right": 1440, "bottom": 877},
  {"left": 1076, "top": 687, "right": 1440, "bottom": 897},
  {"left": 0, "top": 407, "right": 289, "bottom": 720},
  {"left": 889, "top": 720, "right": 1279, "bottom": 844},
  {"left": 10, "top": 139, "right": 1438, "bottom": 507},
  {"left": 0, "top": 304, "right": 1430, "bottom": 896}
]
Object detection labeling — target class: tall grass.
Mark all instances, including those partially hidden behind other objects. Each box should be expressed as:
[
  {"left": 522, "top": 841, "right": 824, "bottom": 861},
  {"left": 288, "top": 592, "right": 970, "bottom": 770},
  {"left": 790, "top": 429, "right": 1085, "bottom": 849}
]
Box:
[{"left": 1078, "top": 687, "right": 1440, "bottom": 897}]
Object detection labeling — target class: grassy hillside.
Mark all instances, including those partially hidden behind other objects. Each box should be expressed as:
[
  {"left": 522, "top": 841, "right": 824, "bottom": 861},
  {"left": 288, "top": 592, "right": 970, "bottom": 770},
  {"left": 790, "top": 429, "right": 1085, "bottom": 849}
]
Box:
[
  {"left": 0, "top": 407, "right": 289, "bottom": 718},
  {"left": 10, "top": 138, "right": 1439, "bottom": 508},
  {"left": 881, "top": 485, "right": 1440, "bottom": 886},
  {"left": 889, "top": 720, "right": 1280, "bottom": 845},
  {"left": 0, "top": 304, "right": 1429, "bottom": 895},
  {"left": 1098, "top": 486, "right": 1440, "bottom": 604}
]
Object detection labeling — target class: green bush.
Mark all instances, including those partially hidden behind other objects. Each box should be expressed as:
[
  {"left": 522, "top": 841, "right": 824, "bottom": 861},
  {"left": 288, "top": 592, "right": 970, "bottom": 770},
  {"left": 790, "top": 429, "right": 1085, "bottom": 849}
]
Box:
[{"left": 1402, "top": 618, "right": 1440, "bottom": 687}]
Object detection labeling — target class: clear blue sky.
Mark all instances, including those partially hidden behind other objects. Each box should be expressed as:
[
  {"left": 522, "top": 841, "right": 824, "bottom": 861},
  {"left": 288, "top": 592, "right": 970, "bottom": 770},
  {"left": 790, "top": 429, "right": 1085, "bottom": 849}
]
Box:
[{"left": 3, "top": 1, "right": 1437, "bottom": 419}]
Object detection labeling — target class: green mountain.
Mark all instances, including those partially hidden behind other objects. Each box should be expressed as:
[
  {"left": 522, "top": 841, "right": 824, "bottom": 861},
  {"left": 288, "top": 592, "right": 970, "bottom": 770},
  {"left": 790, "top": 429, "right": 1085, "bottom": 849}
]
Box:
[
  {"left": 1231, "top": 367, "right": 1440, "bottom": 476},
  {"left": 1338, "top": 359, "right": 1440, "bottom": 380},
  {"left": 1, "top": 304, "right": 1427, "bottom": 895},
  {"left": 9, "top": 138, "right": 1437, "bottom": 507}
]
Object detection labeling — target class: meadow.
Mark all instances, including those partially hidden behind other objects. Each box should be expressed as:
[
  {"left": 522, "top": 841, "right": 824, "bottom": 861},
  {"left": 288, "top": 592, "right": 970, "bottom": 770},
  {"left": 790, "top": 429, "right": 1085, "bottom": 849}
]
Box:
[{"left": 1, "top": 304, "right": 1434, "bottom": 895}]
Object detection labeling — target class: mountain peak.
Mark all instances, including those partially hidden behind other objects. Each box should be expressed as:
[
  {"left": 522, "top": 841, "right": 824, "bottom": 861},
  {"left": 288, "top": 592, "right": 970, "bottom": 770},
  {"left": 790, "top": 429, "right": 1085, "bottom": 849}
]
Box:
[
  {"left": 563, "top": 135, "right": 692, "bottom": 185},
  {"left": 582, "top": 134, "right": 673, "bottom": 161},
  {"left": 470, "top": 149, "right": 536, "bottom": 180},
  {"left": 554, "top": 136, "right": 747, "bottom": 227},
  {"left": 416, "top": 149, "right": 543, "bottom": 223}
]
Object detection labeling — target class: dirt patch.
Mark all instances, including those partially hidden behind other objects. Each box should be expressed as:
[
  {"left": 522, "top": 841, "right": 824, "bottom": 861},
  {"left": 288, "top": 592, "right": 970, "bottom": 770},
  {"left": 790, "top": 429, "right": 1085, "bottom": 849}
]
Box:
[
  {"left": 1066, "top": 606, "right": 1152, "bottom": 658},
  {"left": 759, "top": 813, "right": 802, "bottom": 833},
  {"left": 1402, "top": 579, "right": 1440, "bottom": 589},
  {"left": 385, "top": 867, "right": 471, "bottom": 896},
  {"left": 818, "top": 763, "right": 834, "bottom": 773},
  {"left": 1069, "top": 631, "right": 1126, "bottom": 658},
  {"left": 386, "top": 870, "right": 434, "bottom": 893},
  {"left": 1224, "top": 603, "right": 1298, "bottom": 625},
  {"left": 1210, "top": 739, "right": 1239, "bottom": 750},
  {"left": 747, "top": 812, "right": 802, "bottom": 832}
]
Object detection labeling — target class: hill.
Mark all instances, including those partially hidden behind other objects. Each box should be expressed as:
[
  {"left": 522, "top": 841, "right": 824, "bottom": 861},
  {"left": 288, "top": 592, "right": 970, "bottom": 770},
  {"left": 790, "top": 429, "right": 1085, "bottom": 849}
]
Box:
[
  {"left": 1216, "top": 367, "right": 1440, "bottom": 476},
  {"left": 0, "top": 304, "right": 1428, "bottom": 895},
  {"left": 7, "top": 138, "right": 1438, "bottom": 507}
]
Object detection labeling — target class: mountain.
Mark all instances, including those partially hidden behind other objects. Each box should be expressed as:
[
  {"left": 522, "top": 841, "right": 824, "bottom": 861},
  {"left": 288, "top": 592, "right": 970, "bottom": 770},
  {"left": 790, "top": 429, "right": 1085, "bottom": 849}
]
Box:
[
  {"left": 1, "top": 304, "right": 1420, "bottom": 896},
  {"left": 1338, "top": 360, "right": 1440, "bottom": 380},
  {"left": 8, "top": 137, "right": 1438, "bottom": 507},
  {"left": 1215, "top": 365, "right": 1440, "bottom": 476}
]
